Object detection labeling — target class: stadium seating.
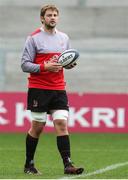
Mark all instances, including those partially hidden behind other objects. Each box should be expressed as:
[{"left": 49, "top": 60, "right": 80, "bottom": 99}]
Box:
[{"left": 0, "top": 0, "right": 128, "bottom": 92}]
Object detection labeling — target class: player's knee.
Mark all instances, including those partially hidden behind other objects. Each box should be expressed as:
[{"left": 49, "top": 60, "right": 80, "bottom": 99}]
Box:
[
  {"left": 29, "top": 120, "right": 46, "bottom": 138},
  {"left": 29, "top": 126, "right": 43, "bottom": 137},
  {"left": 36, "top": 125, "right": 44, "bottom": 134},
  {"left": 54, "top": 120, "right": 68, "bottom": 134}
]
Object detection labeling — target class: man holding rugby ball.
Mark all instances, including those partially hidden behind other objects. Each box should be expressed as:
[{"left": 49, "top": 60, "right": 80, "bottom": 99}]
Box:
[{"left": 21, "top": 4, "right": 84, "bottom": 175}]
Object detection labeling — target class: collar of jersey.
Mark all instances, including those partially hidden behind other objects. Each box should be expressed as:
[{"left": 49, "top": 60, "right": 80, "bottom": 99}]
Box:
[{"left": 40, "top": 27, "right": 57, "bottom": 35}]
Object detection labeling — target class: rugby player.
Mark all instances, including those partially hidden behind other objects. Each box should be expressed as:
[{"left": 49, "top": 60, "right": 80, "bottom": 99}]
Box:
[{"left": 21, "top": 4, "right": 84, "bottom": 175}]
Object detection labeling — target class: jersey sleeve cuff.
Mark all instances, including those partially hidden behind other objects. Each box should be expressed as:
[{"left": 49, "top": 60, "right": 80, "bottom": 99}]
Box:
[{"left": 40, "top": 64, "right": 45, "bottom": 72}]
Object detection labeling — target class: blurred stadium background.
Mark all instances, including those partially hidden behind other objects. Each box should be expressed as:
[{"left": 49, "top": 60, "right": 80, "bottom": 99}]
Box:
[
  {"left": 1, "top": 0, "right": 128, "bottom": 93},
  {"left": 1, "top": 0, "right": 128, "bottom": 179}
]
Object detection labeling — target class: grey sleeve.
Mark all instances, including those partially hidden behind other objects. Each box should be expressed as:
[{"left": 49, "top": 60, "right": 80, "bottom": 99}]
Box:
[
  {"left": 67, "top": 36, "right": 71, "bottom": 50},
  {"left": 21, "top": 36, "right": 40, "bottom": 73}
]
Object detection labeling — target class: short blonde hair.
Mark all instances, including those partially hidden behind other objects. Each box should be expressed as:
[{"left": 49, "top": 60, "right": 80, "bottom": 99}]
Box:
[{"left": 40, "top": 4, "right": 59, "bottom": 17}]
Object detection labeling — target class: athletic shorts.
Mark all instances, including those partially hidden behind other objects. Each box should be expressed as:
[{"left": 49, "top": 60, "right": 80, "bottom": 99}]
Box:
[{"left": 27, "top": 88, "right": 69, "bottom": 114}]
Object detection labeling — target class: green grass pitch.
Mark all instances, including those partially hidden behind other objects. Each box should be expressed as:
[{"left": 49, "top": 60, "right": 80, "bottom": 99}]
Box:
[{"left": 0, "top": 133, "right": 128, "bottom": 179}]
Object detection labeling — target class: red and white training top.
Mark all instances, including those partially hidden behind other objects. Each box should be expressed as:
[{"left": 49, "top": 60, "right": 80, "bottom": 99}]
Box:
[{"left": 21, "top": 27, "right": 70, "bottom": 90}]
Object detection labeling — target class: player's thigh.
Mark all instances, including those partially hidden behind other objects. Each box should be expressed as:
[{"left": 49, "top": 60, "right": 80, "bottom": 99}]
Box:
[
  {"left": 30, "top": 111, "right": 47, "bottom": 132},
  {"left": 51, "top": 110, "right": 69, "bottom": 134}
]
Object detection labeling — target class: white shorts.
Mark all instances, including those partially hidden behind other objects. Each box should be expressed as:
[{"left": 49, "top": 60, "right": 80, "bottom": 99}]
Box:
[{"left": 30, "top": 110, "right": 69, "bottom": 122}]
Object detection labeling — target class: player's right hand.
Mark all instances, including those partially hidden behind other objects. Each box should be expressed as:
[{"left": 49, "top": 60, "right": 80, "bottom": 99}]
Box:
[{"left": 44, "top": 61, "right": 62, "bottom": 72}]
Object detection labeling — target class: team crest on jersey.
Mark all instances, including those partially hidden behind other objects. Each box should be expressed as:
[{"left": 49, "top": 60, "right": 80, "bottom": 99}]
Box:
[{"left": 33, "top": 100, "right": 38, "bottom": 107}]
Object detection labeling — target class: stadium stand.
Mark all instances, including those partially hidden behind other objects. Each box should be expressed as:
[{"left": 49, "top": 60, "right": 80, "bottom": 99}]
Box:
[{"left": 0, "top": 0, "right": 128, "bottom": 93}]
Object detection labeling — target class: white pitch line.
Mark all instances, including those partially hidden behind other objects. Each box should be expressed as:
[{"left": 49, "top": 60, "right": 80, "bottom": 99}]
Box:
[{"left": 59, "top": 161, "right": 128, "bottom": 179}]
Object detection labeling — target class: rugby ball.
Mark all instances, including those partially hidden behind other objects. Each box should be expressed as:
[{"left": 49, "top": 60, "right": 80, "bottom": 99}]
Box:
[{"left": 58, "top": 49, "right": 79, "bottom": 68}]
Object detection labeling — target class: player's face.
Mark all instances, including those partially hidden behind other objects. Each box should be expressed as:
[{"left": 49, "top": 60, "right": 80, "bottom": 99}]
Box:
[{"left": 42, "top": 9, "right": 59, "bottom": 29}]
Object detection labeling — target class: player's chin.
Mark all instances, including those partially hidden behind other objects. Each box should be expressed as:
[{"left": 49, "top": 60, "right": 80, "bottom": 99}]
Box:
[{"left": 50, "top": 23, "right": 56, "bottom": 27}]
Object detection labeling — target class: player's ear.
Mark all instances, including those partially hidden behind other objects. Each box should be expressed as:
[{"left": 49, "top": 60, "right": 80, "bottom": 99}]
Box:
[{"left": 40, "top": 17, "right": 44, "bottom": 24}]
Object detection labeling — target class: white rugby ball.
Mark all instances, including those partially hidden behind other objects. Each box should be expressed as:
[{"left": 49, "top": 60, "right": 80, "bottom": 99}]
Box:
[{"left": 58, "top": 49, "right": 79, "bottom": 68}]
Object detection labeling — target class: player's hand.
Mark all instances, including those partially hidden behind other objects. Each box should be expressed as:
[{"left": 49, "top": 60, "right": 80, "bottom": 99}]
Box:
[
  {"left": 44, "top": 61, "right": 62, "bottom": 72},
  {"left": 65, "top": 62, "right": 77, "bottom": 69}
]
